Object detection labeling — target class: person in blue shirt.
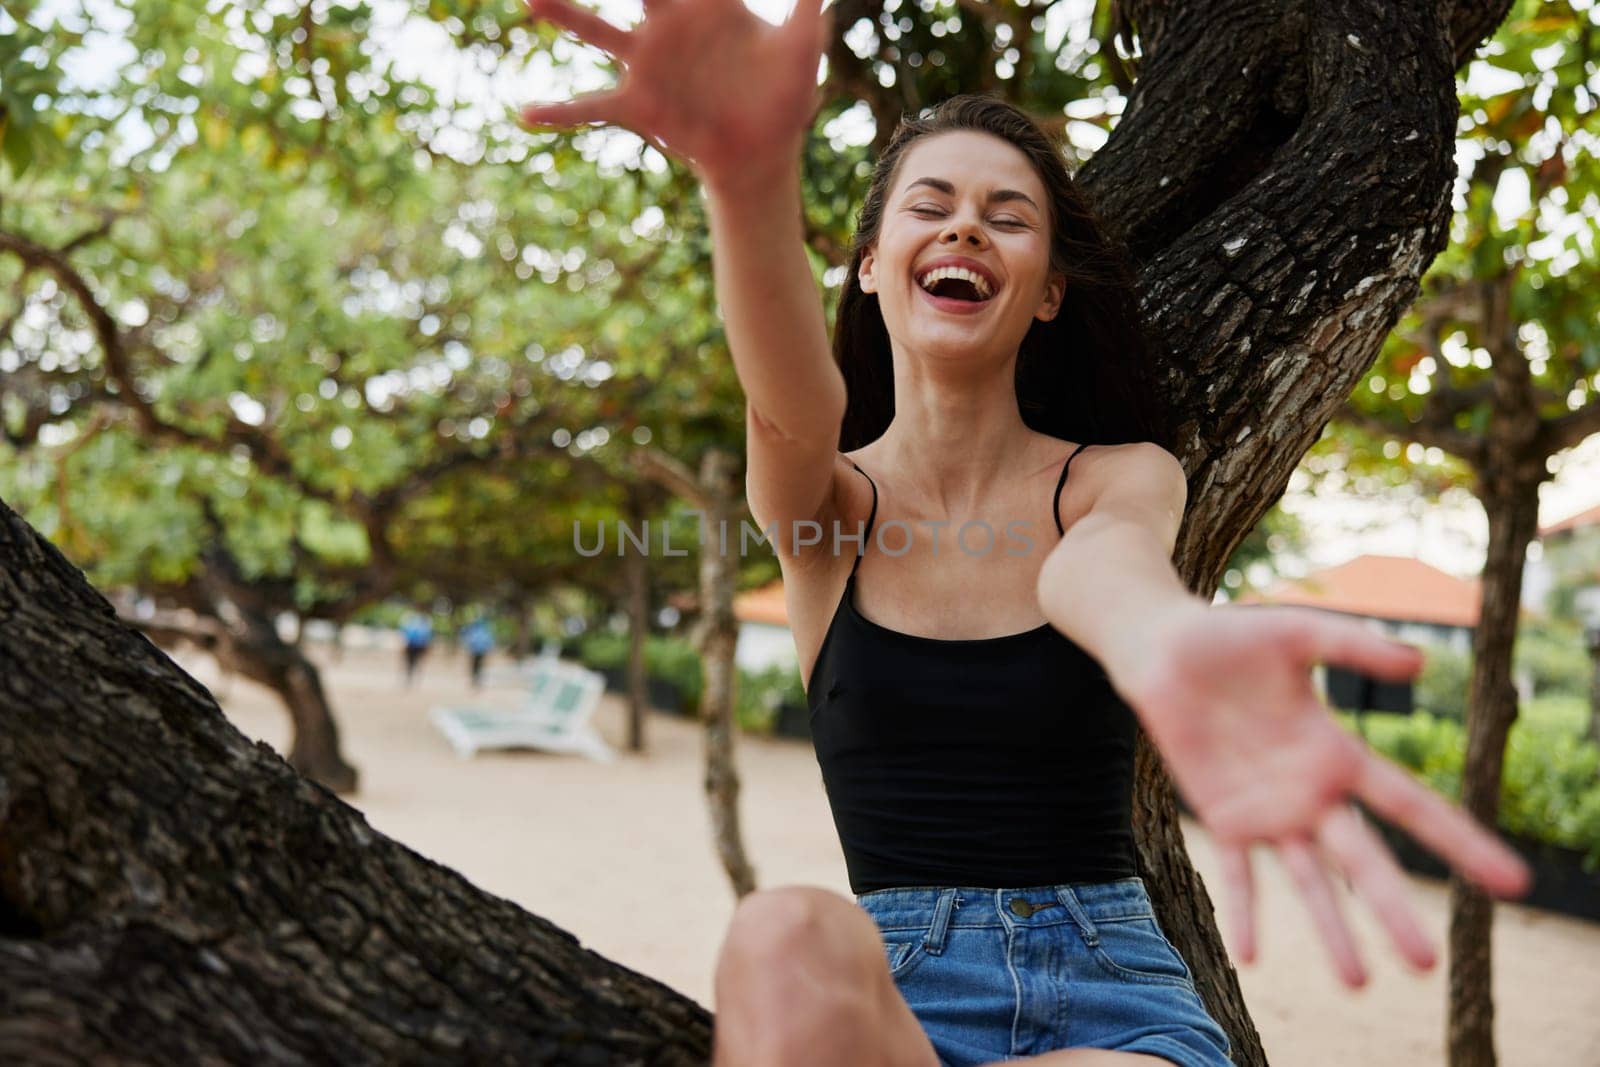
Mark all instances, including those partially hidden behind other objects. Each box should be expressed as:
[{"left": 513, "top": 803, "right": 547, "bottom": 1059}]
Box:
[
  {"left": 462, "top": 617, "right": 495, "bottom": 689},
  {"left": 400, "top": 610, "right": 433, "bottom": 687}
]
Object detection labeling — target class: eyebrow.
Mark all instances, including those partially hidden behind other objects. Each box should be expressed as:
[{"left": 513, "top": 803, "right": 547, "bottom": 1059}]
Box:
[{"left": 903, "top": 177, "right": 1041, "bottom": 214}]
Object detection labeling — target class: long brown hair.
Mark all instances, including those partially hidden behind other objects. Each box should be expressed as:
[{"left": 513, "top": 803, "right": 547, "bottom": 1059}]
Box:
[{"left": 832, "top": 92, "right": 1173, "bottom": 453}]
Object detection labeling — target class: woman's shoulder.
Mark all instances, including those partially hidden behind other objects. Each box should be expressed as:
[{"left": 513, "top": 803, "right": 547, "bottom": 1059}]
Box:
[
  {"left": 1036, "top": 434, "right": 1178, "bottom": 471},
  {"left": 1037, "top": 436, "right": 1183, "bottom": 533}
]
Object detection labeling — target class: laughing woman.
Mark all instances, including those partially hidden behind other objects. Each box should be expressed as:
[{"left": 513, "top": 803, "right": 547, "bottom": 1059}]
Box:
[{"left": 517, "top": 2, "right": 1531, "bottom": 1064}]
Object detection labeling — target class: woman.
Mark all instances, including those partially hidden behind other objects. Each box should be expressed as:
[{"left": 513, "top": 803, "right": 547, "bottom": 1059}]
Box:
[{"left": 518, "top": 2, "right": 1531, "bottom": 1064}]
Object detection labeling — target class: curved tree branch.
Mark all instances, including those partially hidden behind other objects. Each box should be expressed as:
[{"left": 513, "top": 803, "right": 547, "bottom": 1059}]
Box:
[{"left": 0, "top": 495, "right": 712, "bottom": 1063}]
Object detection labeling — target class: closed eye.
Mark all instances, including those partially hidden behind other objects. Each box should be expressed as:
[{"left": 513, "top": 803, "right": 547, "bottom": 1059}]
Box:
[{"left": 910, "top": 206, "right": 1028, "bottom": 228}]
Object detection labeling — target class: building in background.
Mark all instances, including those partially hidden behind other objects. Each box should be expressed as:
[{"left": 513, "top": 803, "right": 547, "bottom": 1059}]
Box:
[
  {"left": 732, "top": 580, "right": 799, "bottom": 672},
  {"left": 1238, "top": 554, "right": 1493, "bottom": 712},
  {"left": 1527, "top": 502, "right": 1600, "bottom": 627}
]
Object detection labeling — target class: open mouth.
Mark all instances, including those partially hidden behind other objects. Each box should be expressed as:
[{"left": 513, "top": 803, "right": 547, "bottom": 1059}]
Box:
[
  {"left": 915, "top": 273, "right": 997, "bottom": 314},
  {"left": 923, "top": 276, "right": 989, "bottom": 302},
  {"left": 913, "top": 265, "right": 999, "bottom": 310}
]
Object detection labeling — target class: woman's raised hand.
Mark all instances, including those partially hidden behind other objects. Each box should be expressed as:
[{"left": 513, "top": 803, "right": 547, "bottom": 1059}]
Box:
[
  {"left": 1121, "top": 602, "right": 1532, "bottom": 988},
  {"left": 519, "top": 0, "right": 833, "bottom": 192}
]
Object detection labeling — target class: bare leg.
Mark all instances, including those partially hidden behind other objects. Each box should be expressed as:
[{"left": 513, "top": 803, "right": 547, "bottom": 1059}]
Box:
[
  {"left": 710, "top": 885, "right": 1185, "bottom": 1067},
  {"left": 711, "top": 886, "right": 939, "bottom": 1067}
]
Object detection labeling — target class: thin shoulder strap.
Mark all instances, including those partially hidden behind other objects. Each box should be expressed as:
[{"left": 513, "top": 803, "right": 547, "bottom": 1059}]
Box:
[
  {"left": 846, "top": 459, "right": 878, "bottom": 579},
  {"left": 1052, "top": 442, "right": 1092, "bottom": 537}
]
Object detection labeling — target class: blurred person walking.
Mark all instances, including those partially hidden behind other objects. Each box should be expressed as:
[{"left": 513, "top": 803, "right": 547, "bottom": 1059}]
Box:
[
  {"left": 400, "top": 610, "right": 434, "bottom": 687},
  {"left": 463, "top": 617, "right": 495, "bottom": 689}
]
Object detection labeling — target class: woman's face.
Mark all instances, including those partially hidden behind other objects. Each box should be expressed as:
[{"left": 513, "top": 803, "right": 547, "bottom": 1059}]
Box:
[{"left": 859, "top": 129, "right": 1065, "bottom": 369}]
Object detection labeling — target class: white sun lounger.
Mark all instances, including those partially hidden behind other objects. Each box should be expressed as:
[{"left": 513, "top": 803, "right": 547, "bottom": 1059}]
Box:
[
  {"left": 481, "top": 642, "right": 565, "bottom": 691},
  {"left": 430, "top": 662, "right": 614, "bottom": 763}
]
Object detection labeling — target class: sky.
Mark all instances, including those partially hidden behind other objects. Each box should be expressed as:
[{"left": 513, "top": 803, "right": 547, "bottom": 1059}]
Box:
[{"left": 28, "top": 0, "right": 1600, "bottom": 581}]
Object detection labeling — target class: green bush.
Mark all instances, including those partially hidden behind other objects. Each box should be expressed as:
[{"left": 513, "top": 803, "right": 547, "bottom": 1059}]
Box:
[
  {"left": 573, "top": 632, "right": 705, "bottom": 714},
  {"left": 1515, "top": 617, "right": 1593, "bottom": 700},
  {"left": 575, "top": 631, "right": 630, "bottom": 671},
  {"left": 735, "top": 663, "right": 806, "bottom": 734},
  {"left": 1345, "top": 705, "right": 1600, "bottom": 868},
  {"left": 1524, "top": 694, "right": 1590, "bottom": 737},
  {"left": 652, "top": 641, "right": 704, "bottom": 708},
  {"left": 575, "top": 631, "right": 809, "bottom": 728},
  {"left": 1415, "top": 643, "right": 1471, "bottom": 720},
  {"left": 1412, "top": 621, "right": 1596, "bottom": 718}
]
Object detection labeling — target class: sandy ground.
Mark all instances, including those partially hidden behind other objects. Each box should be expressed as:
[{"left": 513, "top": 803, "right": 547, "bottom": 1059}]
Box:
[{"left": 187, "top": 644, "right": 1600, "bottom": 1066}]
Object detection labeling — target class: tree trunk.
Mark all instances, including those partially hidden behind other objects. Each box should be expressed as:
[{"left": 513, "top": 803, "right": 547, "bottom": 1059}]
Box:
[
  {"left": 206, "top": 605, "right": 360, "bottom": 796},
  {"left": 126, "top": 601, "right": 359, "bottom": 795},
  {"left": 1587, "top": 627, "right": 1600, "bottom": 749},
  {"left": 0, "top": 497, "right": 713, "bottom": 1064},
  {"left": 1074, "top": 3, "right": 1516, "bottom": 1060},
  {"left": 513, "top": 601, "right": 534, "bottom": 659},
  {"left": 1446, "top": 277, "right": 1546, "bottom": 1067},
  {"left": 1448, "top": 470, "right": 1539, "bottom": 1067},
  {"left": 626, "top": 490, "right": 652, "bottom": 753},
  {"left": 693, "top": 450, "right": 757, "bottom": 898}
]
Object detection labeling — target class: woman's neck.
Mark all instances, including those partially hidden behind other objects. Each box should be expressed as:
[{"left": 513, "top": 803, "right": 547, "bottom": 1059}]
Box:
[{"left": 873, "top": 391, "right": 1036, "bottom": 520}]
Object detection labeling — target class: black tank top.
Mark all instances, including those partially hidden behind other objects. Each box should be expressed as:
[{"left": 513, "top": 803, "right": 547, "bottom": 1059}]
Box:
[{"left": 806, "top": 441, "right": 1139, "bottom": 894}]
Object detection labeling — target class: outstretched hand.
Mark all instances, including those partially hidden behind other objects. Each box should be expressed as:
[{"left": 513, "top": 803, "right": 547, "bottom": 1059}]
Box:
[
  {"left": 1117, "top": 602, "right": 1531, "bottom": 987},
  {"left": 518, "top": 0, "right": 833, "bottom": 190}
]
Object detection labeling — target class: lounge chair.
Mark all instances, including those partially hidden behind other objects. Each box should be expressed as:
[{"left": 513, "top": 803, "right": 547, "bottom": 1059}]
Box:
[
  {"left": 481, "top": 647, "right": 564, "bottom": 692},
  {"left": 430, "top": 662, "right": 615, "bottom": 763}
]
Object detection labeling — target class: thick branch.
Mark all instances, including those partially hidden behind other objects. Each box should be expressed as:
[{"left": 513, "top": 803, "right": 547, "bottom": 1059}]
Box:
[
  {"left": 120, "top": 610, "right": 223, "bottom": 652},
  {"left": 0, "top": 494, "right": 713, "bottom": 1063},
  {"left": 1336, "top": 398, "right": 1487, "bottom": 464},
  {"left": 1079, "top": 0, "right": 1500, "bottom": 593},
  {"left": 630, "top": 446, "right": 705, "bottom": 507},
  {"left": 1538, "top": 396, "right": 1600, "bottom": 457}
]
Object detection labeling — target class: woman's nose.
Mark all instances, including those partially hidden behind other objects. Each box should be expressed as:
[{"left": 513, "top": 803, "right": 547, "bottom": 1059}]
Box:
[{"left": 941, "top": 219, "right": 985, "bottom": 246}]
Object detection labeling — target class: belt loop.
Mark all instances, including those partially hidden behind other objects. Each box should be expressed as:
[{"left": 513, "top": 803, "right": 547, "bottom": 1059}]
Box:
[
  {"left": 924, "top": 888, "right": 957, "bottom": 955},
  {"left": 1054, "top": 885, "right": 1099, "bottom": 948}
]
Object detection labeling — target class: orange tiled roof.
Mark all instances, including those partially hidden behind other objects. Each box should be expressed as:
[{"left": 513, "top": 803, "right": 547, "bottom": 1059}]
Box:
[
  {"left": 733, "top": 579, "right": 790, "bottom": 627},
  {"left": 1540, "top": 502, "right": 1600, "bottom": 538},
  {"left": 1238, "top": 554, "right": 1481, "bottom": 628}
]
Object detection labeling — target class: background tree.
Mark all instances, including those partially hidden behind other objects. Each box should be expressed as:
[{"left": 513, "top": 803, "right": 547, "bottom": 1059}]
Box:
[
  {"left": 1330, "top": 7, "right": 1600, "bottom": 1061},
  {"left": 0, "top": 0, "right": 702, "bottom": 790}
]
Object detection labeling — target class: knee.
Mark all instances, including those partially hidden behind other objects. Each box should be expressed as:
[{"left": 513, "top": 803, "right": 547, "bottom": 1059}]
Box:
[
  {"left": 713, "top": 888, "right": 890, "bottom": 1065},
  {"left": 715, "top": 886, "right": 878, "bottom": 990}
]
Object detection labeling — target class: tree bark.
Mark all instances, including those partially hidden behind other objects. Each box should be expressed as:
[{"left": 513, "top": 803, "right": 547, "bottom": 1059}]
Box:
[
  {"left": 1588, "top": 628, "right": 1600, "bottom": 749},
  {"left": 1444, "top": 274, "right": 1545, "bottom": 1065},
  {"left": 1447, "top": 467, "right": 1539, "bottom": 1067},
  {"left": 186, "top": 588, "right": 358, "bottom": 796},
  {"left": 1073, "top": 3, "right": 1515, "bottom": 1061},
  {"left": 692, "top": 450, "right": 757, "bottom": 899},
  {"left": 626, "top": 489, "right": 652, "bottom": 754},
  {"left": 630, "top": 445, "right": 758, "bottom": 899},
  {"left": 0, "top": 496, "right": 713, "bottom": 1064},
  {"left": 127, "top": 600, "right": 359, "bottom": 795}
]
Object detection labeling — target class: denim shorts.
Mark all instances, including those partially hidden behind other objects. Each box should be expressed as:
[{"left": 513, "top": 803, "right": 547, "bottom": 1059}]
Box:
[{"left": 855, "top": 877, "right": 1234, "bottom": 1067}]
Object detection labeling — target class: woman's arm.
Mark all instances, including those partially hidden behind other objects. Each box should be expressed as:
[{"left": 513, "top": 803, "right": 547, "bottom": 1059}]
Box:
[
  {"left": 519, "top": 0, "right": 845, "bottom": 553},
  {"left": 1034, "top": 442, "right": 1201, "bottom": 685},
  {"left": 705, "top": 171, "right": 848, "bottom": 554},
  {"left": 1036, "top": 442, "right": 1531, "bottom": 988}
]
